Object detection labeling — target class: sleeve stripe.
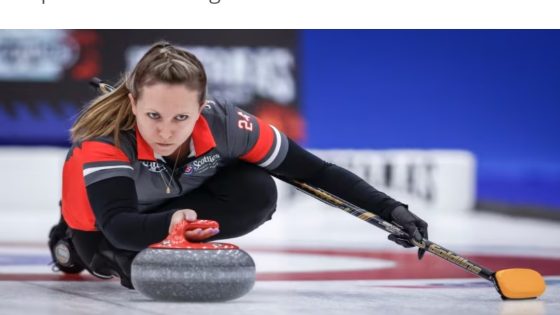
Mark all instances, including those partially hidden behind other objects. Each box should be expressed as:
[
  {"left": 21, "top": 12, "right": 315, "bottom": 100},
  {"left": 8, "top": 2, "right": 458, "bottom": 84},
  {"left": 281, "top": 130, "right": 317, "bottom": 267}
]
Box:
[
  {"left": 258, "top": 126, "right": 282, "bottom": 168},
  {"left": 240, "top": 118, "right": 275, "bottom": 163},
  {"left": 83, "top": 165, "right": 133, "bottom": 177}
]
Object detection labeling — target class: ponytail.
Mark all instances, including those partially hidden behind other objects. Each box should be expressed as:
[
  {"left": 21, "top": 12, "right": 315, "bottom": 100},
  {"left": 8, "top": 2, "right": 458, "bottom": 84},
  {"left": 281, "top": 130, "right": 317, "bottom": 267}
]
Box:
[{"left": 70, "top": 79, "right": 135, "bottom": 147}]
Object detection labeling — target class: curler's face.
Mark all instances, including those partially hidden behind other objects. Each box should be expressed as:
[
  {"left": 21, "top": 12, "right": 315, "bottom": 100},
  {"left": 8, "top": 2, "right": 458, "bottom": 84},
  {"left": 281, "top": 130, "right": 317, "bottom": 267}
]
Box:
[{"left": 130, "top": 82, "right": 203, "bottom": 158}]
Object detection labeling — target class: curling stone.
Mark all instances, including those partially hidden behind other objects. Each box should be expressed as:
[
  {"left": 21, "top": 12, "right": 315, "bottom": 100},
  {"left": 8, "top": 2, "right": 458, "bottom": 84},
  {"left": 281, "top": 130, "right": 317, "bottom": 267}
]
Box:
[{"left": 131, "top": 219, "right": 256, "bottom": 302}]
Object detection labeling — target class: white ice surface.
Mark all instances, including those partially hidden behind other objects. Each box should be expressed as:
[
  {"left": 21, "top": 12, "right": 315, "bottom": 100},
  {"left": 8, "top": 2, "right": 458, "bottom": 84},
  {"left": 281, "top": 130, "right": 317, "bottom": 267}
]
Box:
[{"left": 1, "top": 196, "right": 559, "bottom": 315}]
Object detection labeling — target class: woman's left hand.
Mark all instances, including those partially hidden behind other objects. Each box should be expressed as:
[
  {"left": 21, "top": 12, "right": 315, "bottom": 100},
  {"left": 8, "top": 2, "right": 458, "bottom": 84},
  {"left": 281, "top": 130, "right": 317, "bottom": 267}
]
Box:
[{"left": 387, "top": 205, "right": 429, "bottom": 260}]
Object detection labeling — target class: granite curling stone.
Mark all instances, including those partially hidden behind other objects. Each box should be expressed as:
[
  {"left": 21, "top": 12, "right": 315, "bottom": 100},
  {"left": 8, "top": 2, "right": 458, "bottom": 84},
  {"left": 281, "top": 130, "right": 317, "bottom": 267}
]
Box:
[{"left": 131, "top": 220, "right": 256, "bottom": 302}]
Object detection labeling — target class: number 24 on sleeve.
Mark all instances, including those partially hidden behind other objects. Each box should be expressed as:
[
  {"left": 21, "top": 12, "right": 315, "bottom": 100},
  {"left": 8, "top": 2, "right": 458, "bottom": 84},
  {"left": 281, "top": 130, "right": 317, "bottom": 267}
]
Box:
[{"left": 237, "top": 111, "right": 253, "bottom": 131}]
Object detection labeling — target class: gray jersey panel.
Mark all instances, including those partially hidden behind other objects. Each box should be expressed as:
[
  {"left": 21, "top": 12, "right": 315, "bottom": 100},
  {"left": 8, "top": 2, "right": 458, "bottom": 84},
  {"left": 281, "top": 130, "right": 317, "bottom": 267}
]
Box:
[{"left": 79, "top": 102, "right": 290, "bottom": 212}]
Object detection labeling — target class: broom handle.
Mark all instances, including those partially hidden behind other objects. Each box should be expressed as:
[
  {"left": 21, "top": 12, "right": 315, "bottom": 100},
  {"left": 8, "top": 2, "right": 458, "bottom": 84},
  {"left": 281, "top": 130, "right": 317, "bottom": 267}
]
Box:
[{"left": 276, "top": 176, "right": 496, "bottom": 281}]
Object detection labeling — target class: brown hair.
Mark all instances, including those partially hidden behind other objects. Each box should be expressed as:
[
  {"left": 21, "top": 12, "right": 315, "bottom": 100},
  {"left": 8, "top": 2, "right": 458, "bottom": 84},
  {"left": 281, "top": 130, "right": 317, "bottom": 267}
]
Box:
[{"left": 71, "top": 41, "right": 208, "bottom": 146}]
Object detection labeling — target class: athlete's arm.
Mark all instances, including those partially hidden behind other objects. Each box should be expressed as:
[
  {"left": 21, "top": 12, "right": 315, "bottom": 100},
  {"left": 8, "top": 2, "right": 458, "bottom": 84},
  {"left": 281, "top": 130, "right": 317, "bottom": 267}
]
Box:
[
  {"left": 271, "top": 138, "right": 402, "bottom": 220},
  {"left": 86, "top": 176, "right": 174, "bottom": 251},
  {"left": 270, "top": 139, "right": 429, "bottom": 259}
]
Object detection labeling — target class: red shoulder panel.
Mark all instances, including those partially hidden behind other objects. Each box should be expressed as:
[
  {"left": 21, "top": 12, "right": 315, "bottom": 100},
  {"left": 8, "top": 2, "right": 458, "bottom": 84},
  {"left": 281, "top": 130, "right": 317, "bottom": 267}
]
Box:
[
  {"left": 81, "top": 141, "right": 130, "bottom": 164},
  {"left": 241, "top": 118, "right": 275, "bottom": 163}
]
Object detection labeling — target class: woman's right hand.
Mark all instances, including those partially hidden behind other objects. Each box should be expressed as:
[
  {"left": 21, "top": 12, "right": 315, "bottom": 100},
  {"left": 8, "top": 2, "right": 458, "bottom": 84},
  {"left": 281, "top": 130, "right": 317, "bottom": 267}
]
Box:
[{"left": 169, "top": 209, "right": 220, "bottom": 241}]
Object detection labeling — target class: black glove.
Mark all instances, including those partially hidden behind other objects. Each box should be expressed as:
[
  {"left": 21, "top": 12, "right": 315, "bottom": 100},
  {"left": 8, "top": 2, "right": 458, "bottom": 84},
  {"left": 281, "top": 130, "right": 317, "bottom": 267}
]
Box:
[{"left": 387, "top": 205, "right": 429, "bottom": 260}]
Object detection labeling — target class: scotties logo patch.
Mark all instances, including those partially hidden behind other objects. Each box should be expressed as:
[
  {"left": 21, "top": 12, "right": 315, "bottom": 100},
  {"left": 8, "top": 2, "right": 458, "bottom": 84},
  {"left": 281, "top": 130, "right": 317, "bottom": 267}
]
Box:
[{"left": 184, "top": 153, "right": 221, "bottom": 175}]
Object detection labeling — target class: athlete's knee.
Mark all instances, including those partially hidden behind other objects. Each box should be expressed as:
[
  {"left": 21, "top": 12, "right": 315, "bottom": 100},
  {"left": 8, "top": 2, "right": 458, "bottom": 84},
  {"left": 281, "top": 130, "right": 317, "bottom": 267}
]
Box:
[
  {"left": 249, "top": 173, "right": 277, "bottom": 212},
  {"left": 234, "top": 174, "right": 277, "bottom": 233},
  {"left": 234, "top": 164, "right": 278, "bottom": 213}
]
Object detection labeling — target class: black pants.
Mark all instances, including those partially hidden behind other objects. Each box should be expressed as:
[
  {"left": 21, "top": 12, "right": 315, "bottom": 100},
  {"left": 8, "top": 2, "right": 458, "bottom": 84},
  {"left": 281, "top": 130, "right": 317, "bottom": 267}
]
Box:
[{"left": 71, "top": 162, "right": 277, "bottom": 278}]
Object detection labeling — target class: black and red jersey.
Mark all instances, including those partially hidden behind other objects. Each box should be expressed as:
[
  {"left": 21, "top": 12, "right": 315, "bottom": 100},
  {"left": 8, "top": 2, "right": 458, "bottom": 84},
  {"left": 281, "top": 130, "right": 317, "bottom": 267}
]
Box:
[{"left": 62, "top": 101, "right": 289, "bottom": 231}]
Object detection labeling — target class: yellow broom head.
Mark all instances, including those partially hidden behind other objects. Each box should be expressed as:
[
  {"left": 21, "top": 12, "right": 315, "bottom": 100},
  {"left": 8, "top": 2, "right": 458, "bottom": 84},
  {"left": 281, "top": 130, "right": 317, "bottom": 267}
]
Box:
[{"left": 494, "top": 268, "right": 546, "bottom": 299}]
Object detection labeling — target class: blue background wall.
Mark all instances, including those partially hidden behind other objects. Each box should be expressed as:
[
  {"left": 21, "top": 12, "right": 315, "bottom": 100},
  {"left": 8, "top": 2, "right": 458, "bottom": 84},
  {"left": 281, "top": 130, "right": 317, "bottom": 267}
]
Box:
[
  {"left": 301, "top": 30, "right": 560, "bottom": 210},
  {"left": 1, "top": 30, "right": 559, "bottom": 211}
]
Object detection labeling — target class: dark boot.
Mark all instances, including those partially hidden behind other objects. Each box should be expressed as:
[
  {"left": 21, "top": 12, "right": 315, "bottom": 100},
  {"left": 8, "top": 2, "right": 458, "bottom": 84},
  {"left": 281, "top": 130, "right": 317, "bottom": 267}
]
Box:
[
  {"left": 48, "top": 216, "right": 86, "bottom": 274},
  {"left": 90, "top": 239, "right": 138, "bottom": 289}
]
